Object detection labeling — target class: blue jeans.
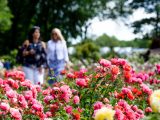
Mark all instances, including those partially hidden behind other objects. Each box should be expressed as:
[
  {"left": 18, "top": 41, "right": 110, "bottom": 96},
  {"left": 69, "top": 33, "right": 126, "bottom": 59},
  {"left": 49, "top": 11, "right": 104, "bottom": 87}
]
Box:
[{"left": 48, "top": 59, "right": 65, "bottom": 84}]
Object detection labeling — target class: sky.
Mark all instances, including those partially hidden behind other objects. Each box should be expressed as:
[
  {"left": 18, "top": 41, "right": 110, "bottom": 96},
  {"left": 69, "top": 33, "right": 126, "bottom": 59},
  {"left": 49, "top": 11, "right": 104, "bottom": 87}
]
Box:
[{"left": 87, "top": 8, "right": 155, "bottom": 41}]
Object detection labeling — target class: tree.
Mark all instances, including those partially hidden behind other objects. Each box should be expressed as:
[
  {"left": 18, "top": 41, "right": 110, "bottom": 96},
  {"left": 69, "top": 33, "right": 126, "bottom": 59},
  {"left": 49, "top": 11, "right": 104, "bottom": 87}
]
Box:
[
  {"left": 129, "top": 0, "right": 160, "bottom": 38},
  {"left": 72, "top": 39, "right": 100, "bottom": 65},
  {"left": 107, "top": 0, "right": 160, "bottom": 39},
  {"left": 33, "top": 0, "right": 110, "bottom": 42},
  {"left": 0, "top": 0, "right": 111, "bottom": 54},
  {"left": 0, "top": 0, "right": 12, "bottom": 32}
]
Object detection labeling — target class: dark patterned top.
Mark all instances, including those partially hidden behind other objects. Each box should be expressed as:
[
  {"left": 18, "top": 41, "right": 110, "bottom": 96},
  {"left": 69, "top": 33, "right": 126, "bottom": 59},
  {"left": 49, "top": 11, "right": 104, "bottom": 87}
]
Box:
[{"left": 23, "top": 41, "right": 47, "bottom": 68}]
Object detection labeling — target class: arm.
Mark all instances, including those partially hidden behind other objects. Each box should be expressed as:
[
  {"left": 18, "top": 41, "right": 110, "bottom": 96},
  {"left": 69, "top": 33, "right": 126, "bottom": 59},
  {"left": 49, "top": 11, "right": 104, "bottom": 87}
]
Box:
[{"left": 63, "top": 41, "right": 69, "bottom": 63}]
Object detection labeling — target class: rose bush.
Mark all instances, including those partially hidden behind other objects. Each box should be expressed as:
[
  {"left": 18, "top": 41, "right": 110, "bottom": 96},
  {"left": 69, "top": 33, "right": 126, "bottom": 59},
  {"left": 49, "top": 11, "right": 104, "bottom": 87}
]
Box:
[{"left": 0, "top": 58, "right": 160, "bottom": 120}]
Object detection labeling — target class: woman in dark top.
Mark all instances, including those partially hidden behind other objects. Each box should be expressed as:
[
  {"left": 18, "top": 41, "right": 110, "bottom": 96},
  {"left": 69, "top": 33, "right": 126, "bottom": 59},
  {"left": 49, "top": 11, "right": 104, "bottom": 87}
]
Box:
[{"left": 22, "top": 26, "right": 46, "bottom": 85}]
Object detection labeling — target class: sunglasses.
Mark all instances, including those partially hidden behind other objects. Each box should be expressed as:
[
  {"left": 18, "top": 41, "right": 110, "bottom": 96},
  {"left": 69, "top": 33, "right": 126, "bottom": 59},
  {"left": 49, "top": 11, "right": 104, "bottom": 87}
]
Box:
[
  {"left": 33, "top": 26, "right": 40, "bottom": 29},
  {"left": 52, "top": 32, "right": 57, "bottom": 35}
]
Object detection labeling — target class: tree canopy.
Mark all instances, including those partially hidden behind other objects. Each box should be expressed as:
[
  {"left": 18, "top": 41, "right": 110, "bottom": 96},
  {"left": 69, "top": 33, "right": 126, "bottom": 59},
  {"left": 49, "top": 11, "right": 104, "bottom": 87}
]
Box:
[
  {"left": 0, "top": 0, "right": 12, "bottom": 31},
  {"left": 108, "top": 0, "right": 160, "bottom": 39},
  {"left": 0, "top": 0, "right": 111, "bottom": 54}
]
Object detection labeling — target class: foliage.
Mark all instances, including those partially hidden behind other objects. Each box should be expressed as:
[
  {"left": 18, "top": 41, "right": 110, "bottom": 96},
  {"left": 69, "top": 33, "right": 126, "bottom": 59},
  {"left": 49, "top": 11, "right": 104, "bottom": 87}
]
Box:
[
  {"left": 0, "top": 49, "right": 18, "bottom": 68},
  {"left": 72, "top": 39, "right": 101, "bottom": 65},
  {"left": 0, "top": 0, "right": 111, "bottom": 54},
  {"left": 0, "top": 0, "right": 12, "bottom": 32},
  {"left": 95, "top": 34, "right": 152, "bottom": 48},
  {"left": 108, "top": 0, "right": 160, "bottom": 38}
]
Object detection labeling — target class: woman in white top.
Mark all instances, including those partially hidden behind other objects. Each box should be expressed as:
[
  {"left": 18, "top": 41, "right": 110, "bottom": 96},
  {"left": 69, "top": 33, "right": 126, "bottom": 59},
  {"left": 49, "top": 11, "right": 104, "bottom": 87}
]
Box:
[{"left": 47, "top": 28, "right": 69, "bottom": 83}]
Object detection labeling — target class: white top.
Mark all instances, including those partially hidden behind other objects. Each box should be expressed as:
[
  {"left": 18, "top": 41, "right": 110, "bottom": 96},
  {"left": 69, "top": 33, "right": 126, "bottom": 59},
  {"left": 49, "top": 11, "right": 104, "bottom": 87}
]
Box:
[{"left": 47, "top": 40, "right": 69, "bottom": 62}]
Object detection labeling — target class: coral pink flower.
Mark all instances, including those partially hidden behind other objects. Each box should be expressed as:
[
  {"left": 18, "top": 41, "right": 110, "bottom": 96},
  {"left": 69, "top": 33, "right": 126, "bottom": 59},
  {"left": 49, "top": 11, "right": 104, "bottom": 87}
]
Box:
[
  {"left": 67, "top": 73, "right": 76, "bottom": 79},
  {"left": 127, "top": 92, "right": 135, "bottom": 100},
  {"left": 123, "top": 64, "right": 131, "bottom": 71},
  {"left": 111, "top": 66, "right": 119, "bottom": 75},
  {"left": 73, "top": 95, "right": 80, "bottom": 104},
  {"left": 145, "top": 107, "right": 152, "bottom": 113},
  {"left": 124, "top": 71, "right": 131, "bottom": 80},
  {"left": 10, "top": 108, "right": 22, "bottom": 120},
  {"left": 0, "top": 102, "right": 10, "bottom": 111}
]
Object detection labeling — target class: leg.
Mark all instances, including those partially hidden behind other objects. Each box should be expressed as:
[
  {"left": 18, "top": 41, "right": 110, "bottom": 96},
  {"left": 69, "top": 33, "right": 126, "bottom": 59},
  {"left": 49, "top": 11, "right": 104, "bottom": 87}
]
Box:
[
  {"left": 54, "top": 60, "right": 65, "bottom": 81},
  {"left": 34, "top": 68, "right": 44, "bottom": 85},
  {"left": 23, "top": 66, "right": 34, "bottom": 84}
]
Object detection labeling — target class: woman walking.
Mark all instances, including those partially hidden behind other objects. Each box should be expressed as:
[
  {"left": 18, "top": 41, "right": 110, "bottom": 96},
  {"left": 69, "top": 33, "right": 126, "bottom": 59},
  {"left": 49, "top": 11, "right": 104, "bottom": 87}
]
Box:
[
  {"left": 22, "top": 26, "right": 47, "bottom": 85},
  {"left": 47, "top": 28, "right": 69, "bottom": 83}
]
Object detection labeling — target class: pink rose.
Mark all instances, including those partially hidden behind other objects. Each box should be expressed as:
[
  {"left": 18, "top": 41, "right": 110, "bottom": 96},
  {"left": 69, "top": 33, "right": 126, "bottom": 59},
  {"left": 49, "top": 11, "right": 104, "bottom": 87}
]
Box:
[
  {"left": 0, "top": 102, "right": 10, "bottom": 111},
  {"left": 73, "top": 95, "right": 80, "bottom": 104},
  {"left": 99, "top": 59, "right": 111, "bottom": 67},
  {"left": 65, "top": 106, "right": 72, "bottom": 114},
  {"left": 32, "top": 103, "right": 43, "bottom": 112},
  {"left": 76, "top": 78, "right": 88, "bottom": 87},
  {"left": 24, "top": 91, "right": 33, "bottom": 100},
  {"left": 6, "top": 90, "right": 17, "bottom": 99},
  {"left": 44, "top": 96, "right": 54, "bottom": 104},
  {"left": 93, "top": 101, "right": 103, "bottom": 110},
  {"left": 18, "top": 95, "right": 28, "bottom": 108},
  {"left": 145, "top": 107, "right": 152, "bottom": 113},
  {"left": 10, "top": 108, "right": 22, "bottom": 120}
]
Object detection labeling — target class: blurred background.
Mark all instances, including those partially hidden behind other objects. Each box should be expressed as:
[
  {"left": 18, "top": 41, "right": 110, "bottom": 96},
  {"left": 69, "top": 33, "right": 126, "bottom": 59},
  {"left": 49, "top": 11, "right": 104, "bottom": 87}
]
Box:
[{"left": 0, "top": 0, "right": 160, "bottom": 70}]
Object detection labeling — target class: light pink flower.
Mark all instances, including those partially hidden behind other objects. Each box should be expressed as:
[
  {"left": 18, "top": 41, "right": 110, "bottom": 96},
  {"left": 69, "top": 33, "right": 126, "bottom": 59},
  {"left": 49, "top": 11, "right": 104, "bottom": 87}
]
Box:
[
  {"left": 99, "top": 59, "right": 111, "bottom": 67},
  {"left": 73, "top": 95, "right": 80, "bottom": 104},
  {"left": 21, "top": 80, "right": 32, "bottom": 88},
  {"left": 140, "top": 83, "right": 153, "bottom": 95},
  {"left": 10, "top": 108, "right": 22, "bottom": 120},
  {"left": 60, "top": 85, "right": 72, "bottom": 103},
  {"left": 18, "top": 95, "right": 28, "bottom": 108},
  {"left": 45, "top": 111, "right": 52, "bottom": 117},
  {"left": 32, "top": 103, "right": 43, "bottom": 112},
  {"left": 0, "top": 102, "right": 10, "bottom": 111},
  {"left": 6, "top": 90, "right": 17, "bottom": 99},
  {"left": 24, "top": 91, "right": 33, "bottom": 100},
  {"left": 122, "top": 88, "right": 131, "bottom": 94},
  {"left": 44, "top": 96, "right": 54, "bottom": 104},
  {"left": 115, "top": 109, "right": 125, "bottom": 120},
  {"left": 67, "top": 73, "right": 75, "bottom": 79}
]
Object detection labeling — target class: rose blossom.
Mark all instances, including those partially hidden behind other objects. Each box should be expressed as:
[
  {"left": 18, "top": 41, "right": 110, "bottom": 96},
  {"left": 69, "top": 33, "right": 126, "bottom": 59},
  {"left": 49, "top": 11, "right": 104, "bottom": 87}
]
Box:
[
  {"left": 65, "top": 106, "right": 72, "bottom": 114},
  {"left": 10, "top": 108, "right": 22, "bottom": 120},
  {"left": 73, "top": 95, "right": 80, "bottom": 104},
  {"left": 0, "top": 102, "right": 10, "bottom": 111}
]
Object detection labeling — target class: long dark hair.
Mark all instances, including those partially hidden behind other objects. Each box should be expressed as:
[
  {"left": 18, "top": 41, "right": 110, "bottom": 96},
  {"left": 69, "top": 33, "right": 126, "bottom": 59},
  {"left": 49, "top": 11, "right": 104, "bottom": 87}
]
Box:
[{"left": 28, "top": 26, "right": 40, "bottom": 43}]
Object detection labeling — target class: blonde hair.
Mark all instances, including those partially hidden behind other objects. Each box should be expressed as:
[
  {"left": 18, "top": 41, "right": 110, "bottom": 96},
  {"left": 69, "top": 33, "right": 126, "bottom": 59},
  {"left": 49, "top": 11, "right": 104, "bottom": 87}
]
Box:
[{"left": 51, "top": 28, "right": 65, "bottom": 41}]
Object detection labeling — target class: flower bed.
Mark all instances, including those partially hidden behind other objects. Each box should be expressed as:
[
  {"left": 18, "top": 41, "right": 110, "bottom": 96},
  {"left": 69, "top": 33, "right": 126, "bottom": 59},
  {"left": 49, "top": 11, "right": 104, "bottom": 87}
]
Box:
[{"left": 0, "top": 58, "right": 160, "bottom": 120}]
